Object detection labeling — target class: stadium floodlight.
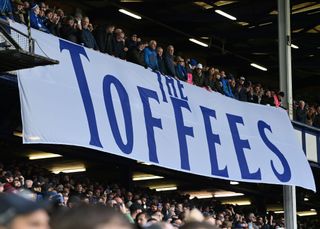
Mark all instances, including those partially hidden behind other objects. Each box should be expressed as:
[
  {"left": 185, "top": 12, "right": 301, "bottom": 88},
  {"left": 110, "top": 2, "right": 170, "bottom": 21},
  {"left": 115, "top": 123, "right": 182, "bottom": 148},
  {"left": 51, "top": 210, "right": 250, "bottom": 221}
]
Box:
[
  {"left": 215, "top": 9, "right": 237, "bottom": 21},
  {"left": 250, "top": 63, "right": 268, "bottom": 71},
  {"left": 222, "top": 200, "right": 251, "bottom": 206},
  {"left": 155, "top": 186, "right": 177, "bottom": 192},
  {"left": 189, "top": 38, "right": 208, "bottom": 47},
  {"left": 119, "top": 9, "right": 142, "bottom": 20},
  {"left": 132, "top": 174, "right": 164, "bottom": 181},
  {"left": 214, "top": 192, "right": 244, "bottom": 198},
  {"left": 291, "top": 44, "right": 299, "bottom": 49},
  {"left": 230, "top": 181, "right": 239, "bottom": 185},
  {"left": 297, "top": 211, "right": 317, "bottom": 217},
  {"left": 29, "top": 152, "right": 62, "bottom": 160}
]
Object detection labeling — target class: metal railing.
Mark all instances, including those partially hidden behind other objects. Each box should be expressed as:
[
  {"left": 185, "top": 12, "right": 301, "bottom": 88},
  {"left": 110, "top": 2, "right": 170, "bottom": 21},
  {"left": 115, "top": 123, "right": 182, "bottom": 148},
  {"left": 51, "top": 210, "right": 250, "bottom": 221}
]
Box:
[
  {"left": 0, "top": 18, "right": 34, "bottom": 53},
  {"left": 292, "top": 121, "right": 320, "bottom": 165}
]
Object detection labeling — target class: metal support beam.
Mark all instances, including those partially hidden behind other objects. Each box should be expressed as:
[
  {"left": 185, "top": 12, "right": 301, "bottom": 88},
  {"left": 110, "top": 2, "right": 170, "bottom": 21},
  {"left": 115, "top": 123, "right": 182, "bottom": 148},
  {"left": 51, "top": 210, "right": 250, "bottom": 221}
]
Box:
[{"left": 278, "top": 0, "right": 297, "bottom": 229}]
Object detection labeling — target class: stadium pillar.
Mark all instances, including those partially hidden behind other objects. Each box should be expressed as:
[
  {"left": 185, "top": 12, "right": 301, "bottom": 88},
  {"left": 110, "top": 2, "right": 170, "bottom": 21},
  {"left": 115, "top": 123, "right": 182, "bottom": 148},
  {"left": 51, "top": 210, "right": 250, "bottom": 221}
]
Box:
[{"left": 278, "top": 0, "right": 297, "bottom": 229}]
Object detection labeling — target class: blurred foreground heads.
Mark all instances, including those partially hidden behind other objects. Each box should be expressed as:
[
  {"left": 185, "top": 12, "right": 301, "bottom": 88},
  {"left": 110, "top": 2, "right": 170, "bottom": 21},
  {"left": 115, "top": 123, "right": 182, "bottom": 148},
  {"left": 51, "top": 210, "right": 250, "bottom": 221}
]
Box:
[
  {"left": 51, "top": 205, "right": 132, "bottom": 229},
  {"left": 0, "top": 193, "right": 49, "bottom": 229}
]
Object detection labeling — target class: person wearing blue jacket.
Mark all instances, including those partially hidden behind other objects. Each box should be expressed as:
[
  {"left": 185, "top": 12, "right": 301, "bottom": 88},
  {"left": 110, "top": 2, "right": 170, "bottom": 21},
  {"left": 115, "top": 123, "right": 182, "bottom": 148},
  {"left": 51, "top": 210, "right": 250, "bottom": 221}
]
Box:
[
  {"left": 0, "top": 0, "right": 13, "bottom": 20},
  {"left": 144, "top": 40, "right": 159, "bottom": 71},
  {"left": 220, "top": 73, "right": 234, "bottom": 98},
  {"left": 30, "top": 3, "right": 49, "bottom": 33}
]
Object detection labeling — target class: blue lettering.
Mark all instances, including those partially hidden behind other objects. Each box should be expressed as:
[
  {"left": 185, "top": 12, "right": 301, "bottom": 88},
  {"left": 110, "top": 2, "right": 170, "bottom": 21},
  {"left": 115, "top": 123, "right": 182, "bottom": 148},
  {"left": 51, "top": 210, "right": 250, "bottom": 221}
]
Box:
[
  {"left": 258, "top": 120, "right": 291, "bottom": 182},
  {"left": 166, "top": 77, "right": 178, "bottom": 98},
  {"left": 171, "top": 97, "right": 194, "bottom": 170},
  {"left": 226, "top": 114, "right": 261, "bottom": 180},
  {"left": 156, "top": 72, "right": 167, "bottom": 103},
  {"left": 177, "top": 80, "right": 188, "bottom": 101},
  {"left": 201, "top": 106, "right": 228, "bottom": 177},
  {"left": 59, "top": 39, "right": 102, "bottom": 148},
  {"left": 137, "top": 86, "right": 163, "bottom": 163},
  {"left": 103, "top": 75, "right": 133, "bottom": 154}
]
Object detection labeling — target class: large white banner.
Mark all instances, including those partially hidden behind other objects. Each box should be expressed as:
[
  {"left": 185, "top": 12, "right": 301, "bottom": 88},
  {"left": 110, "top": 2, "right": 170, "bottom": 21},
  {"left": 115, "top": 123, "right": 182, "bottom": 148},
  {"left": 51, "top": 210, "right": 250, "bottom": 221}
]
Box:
[{"left": 13, "top": 23, "right": 315, "bottom": 191}]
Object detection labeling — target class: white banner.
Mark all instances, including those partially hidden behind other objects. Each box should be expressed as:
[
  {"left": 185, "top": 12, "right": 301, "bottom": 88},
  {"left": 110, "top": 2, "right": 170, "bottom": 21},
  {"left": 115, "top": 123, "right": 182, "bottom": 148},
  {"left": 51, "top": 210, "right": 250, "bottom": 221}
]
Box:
[{"left": 13, "top": 22, "right": 315, "bottom": 191}]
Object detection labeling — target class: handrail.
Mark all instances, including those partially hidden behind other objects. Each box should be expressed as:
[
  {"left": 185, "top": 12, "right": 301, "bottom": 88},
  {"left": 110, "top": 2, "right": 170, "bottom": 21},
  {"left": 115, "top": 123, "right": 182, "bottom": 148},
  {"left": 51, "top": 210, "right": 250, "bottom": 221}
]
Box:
[
  {"left": 292, "top": 120, "right": 320, "bottom": 133},
  {"left": 0, "top": 18, "right": 35, "bottom": 53}
]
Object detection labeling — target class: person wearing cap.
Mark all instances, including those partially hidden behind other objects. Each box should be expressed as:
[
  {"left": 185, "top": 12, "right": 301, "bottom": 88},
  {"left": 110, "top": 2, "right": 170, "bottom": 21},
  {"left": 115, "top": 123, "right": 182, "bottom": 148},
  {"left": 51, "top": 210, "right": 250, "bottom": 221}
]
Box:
[
  {"left": 235, "top": 76, "right": 248, "bottom": 102},
  {"left": 29, "top": 3, "right": 49, "bottom": 33},
  {"left": 193, "top": 63, "right": 207, "bottom": 87},
  {"left": 0, "top": 193, "right": 50, "bottom": 229}
]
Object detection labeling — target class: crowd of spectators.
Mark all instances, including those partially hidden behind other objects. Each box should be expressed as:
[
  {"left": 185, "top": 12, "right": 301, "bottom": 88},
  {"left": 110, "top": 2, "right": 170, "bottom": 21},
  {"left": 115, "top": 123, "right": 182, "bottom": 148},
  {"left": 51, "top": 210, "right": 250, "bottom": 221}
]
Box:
[
  {"left": 1, "top": 161, "right": 318, "bottom": 229},
  {"left": 1, "top": 0, "right": 320, "bottom": 128}
]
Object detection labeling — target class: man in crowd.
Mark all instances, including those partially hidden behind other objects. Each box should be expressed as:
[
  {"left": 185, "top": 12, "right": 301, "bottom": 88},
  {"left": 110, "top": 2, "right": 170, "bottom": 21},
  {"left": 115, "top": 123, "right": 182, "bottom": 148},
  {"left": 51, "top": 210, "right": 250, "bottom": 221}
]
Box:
[
  {"left": 296, "top": 100, "right": 307, "bottom": 124},
  {"left": 157, "top": 46, "right": 166, "bottom": 75},
  {"left": 81, "top": 16, "right": 98, "bottom": 50},
  {"left": 193, "top": 63, "right": 206, "bottom": 87},
  {"left": 60, "top": 16, "right": 81, "bottom": 44},
  {"left": 164, "top": 45, "right": 176, "bottom": 77},
  {"left": 144, "top": 40, "right": 159, "bottom": 71},
  {"left": 94, "top": 24, "right": 115, "bottom": 54}
]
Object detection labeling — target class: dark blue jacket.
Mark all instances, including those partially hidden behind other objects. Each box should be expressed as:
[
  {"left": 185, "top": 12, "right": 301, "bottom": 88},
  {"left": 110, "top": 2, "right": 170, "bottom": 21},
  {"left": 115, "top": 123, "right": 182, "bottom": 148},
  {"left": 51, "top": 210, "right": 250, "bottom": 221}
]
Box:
[
  {"left": 0, "top": 0, "right": 13, "bottom": 19},
  {"left": 176, "top": 64, "right": 187, "bottom": 81},
  {"left": 81, "top": 28, "right": 99, "bottom": 50},
  {"left": 164, "top": 53, "right": 176, "bottom": 77}
]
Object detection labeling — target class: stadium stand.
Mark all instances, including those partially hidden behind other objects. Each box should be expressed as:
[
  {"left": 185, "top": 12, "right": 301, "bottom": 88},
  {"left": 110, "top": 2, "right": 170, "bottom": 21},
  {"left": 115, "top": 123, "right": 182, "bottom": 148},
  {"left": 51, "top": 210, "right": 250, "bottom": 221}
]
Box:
[{"left": 1, "top": 1, "right": 320, "bottom": 229}]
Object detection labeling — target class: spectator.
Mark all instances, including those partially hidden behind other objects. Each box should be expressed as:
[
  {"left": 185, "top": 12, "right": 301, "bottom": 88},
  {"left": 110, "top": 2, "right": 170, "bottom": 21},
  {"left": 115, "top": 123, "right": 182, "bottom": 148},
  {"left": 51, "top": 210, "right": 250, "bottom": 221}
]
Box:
[
  {"left": 306, "top": 105, "right": 316, "bottom": 126},
  {"left": 29, "top": 4, "right": 49, "bottom": 33},
  {"left": 112, "top": 31, "right": 127, "bottom": 59},
  {"left": 273, "top": 91, "right": 284, "bottom": 108},
  {"left": 136, "top": 212, "right": 150, "bottom": 228},
  {"left": 0, "top": 0, "right": 13, "bottom": 21},
  {"left": 157, "top": 47, "right": 166, "bottom": 75},
  {"left": 175, "top": 56, "right": 187, "bottom": 81},
  {"left": 207, "top": 67, "right": 222, "bottom": 94},
  {"left": 51, "top": 205, "right": 132, "bottom": 229},
  {"left": 45, "top": 11, "right": 60, "bottom": 36},
  {"left": 94, "top": 24, "right": 115, "bottom": 54},
  {"left": 235, "top": 77, "right": 248, "bottom": 102},
  {"left": 12, "top": 0, "right": 25, "bottom": 24},
  {"left": 313, "top": 106, "right": 320, "bottom": 128},
  {"left": 81, "top": 16, "right": 99, "bottom": 50},
  {"left": 0, "top": 193, "right": 50, "bottom": 229},
  {"left": 247, "top": 86, "right": 259, "bottom": 104},
  {"left": 260, "top": 90, "right": 274, "bottom": 106},
  {"left": 164, "top": 45, "right": 176, "bottom": 77},
  {"left": 144, "top": 40, "right": 159, "bottom": 71},
  {"left": 295, "top": 100, "right": 307, "bottom": 124},
  {"left": 220, "top": 70, "right": 234, "bottom": 98},
  {"left": 126, "top": 34, "right": 138, "bottom": 50},
  {"left": 193, "top": 63, "right": 206, "bottom": 87},
  {"left": 60, "top": 16, "right": 81, "bottom": 44},
  {"left": 127, "top": 41, "right": 146, "bottom": 67}
]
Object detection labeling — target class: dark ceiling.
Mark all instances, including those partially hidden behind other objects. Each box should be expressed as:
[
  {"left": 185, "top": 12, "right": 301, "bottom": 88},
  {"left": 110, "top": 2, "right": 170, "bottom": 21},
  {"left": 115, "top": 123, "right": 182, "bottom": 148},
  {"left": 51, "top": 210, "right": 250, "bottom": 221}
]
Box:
[{"left": 52, "top": 0, "right": 320, "bottom": 101}]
